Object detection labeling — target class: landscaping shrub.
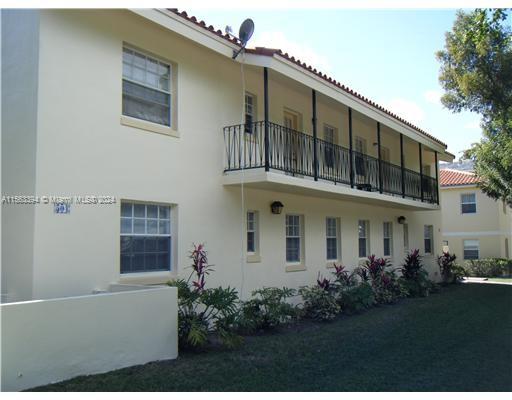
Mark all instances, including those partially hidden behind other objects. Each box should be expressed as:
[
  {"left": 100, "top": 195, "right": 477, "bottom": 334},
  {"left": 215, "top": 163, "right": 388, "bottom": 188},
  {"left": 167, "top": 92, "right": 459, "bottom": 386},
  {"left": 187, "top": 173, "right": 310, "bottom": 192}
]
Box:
[
  {"left": 356, "top": 255, "right": 408, "bottom": 304},
  {"left": 332, "top": 263, "right": 358, "bottom": 287},
  {"left": 299, "top": 285, "right": 341, "bottom": 321},
  {"left": 168, "top": 244, "right": 242, "bottom": 349},
  {"left": 399, "top": 249, "right": 433, "bottom": 297},
  {"left": 438, "top": 251, "right": 465, "bottom": 284},
  {"left": 464, "top": 258, "right": 512, "bottom": 277},
  {"left": 238, "top": 287, "right": 298, "bottom": 333},
  {"left": 337, "top": 282, "right": 375, "bottom": 314}
]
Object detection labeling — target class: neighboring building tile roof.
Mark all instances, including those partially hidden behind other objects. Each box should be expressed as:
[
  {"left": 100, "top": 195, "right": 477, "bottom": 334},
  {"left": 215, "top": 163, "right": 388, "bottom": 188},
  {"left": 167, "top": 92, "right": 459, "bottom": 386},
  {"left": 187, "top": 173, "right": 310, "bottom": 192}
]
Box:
[
  {"left": 167, "top": 8, "right": 447, "bottom": 148},
  {"left": 440, "top": 169, "right": 480, "bottom": 187}
]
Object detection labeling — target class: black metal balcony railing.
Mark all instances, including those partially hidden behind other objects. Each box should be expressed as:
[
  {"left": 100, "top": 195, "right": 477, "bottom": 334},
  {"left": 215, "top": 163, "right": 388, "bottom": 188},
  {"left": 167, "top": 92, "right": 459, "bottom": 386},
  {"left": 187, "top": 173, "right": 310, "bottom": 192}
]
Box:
[{"left": 224, "top": 121, "right": 439, "bottom": 204}]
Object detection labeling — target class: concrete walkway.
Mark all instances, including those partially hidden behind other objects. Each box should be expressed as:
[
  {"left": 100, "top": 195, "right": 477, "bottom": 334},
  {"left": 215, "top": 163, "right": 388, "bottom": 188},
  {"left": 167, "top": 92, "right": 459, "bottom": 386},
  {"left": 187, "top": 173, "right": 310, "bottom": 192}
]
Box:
[{"left": 462, "top": 277, "right": 512, "bottom": 285}]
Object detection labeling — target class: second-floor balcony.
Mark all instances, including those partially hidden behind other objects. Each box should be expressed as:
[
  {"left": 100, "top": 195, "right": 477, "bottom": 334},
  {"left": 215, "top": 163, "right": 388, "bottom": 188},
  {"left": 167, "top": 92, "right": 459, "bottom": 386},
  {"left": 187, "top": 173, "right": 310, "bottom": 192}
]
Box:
[{"left": 223, "top": 121, "right": 439, "bottom": 206}]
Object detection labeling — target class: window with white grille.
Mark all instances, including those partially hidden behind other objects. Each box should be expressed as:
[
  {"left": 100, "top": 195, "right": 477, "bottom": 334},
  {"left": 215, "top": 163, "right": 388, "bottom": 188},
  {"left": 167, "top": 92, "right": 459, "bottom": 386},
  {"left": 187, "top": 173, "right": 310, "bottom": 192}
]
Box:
[
  {"left": 120, "top": 202, "right": 171, "bottom": 273},
  {"left": 358, "top": 220, "right": 370, "bottom": 258},
  {"left": 424, "top": 225, "right": 434, "bottom": 255},
  {"left": 383, "top": 222, "right": 393, "bottom": 257},
  {"left": 247, "top": 211, "right": 259, "bottom": 254},
  {"left": 463, "top": 239, "right": 479, "bottom": 260},
  {"left": 286, "top": 215, "right": 303, "bottom": 263},
  {"left": 326, "top": 217, "right": 340, "bottom": 261},
  {"left": 461, "top": 193, "right": 476, "bottom": 214},
  {"left": 122, "top": 47, "right": 171, "bottom": 127}
]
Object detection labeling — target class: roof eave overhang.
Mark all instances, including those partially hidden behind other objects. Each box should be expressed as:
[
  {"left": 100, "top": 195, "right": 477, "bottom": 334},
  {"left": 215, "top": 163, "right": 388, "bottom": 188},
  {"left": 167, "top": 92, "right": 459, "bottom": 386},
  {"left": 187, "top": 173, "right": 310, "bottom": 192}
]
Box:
[
  {"left": 439, "top": 152, "right": 455, "bottom": 162},
  {"left": 129, "top": 9, "right": 239, "bottom": 59},
  {"left": 440, "top": 183, "right": 479, "bottom": 189}
]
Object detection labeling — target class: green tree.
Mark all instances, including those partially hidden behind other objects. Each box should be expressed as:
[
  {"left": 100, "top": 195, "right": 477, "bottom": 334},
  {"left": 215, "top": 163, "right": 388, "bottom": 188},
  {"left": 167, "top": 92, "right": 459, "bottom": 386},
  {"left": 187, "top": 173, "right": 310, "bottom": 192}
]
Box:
[{"left": 436, "top": 9, "right": 512, "bottom": 205}]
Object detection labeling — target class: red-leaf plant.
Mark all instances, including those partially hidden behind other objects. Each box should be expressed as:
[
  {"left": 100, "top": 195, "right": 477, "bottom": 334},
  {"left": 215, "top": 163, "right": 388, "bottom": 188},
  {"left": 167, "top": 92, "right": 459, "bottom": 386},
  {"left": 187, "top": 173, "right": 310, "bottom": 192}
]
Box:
[
  {"left": 189, "top": 243, "right": 214, "bottom": 292},
  {"left": 332, "top": 263, "right": 357, "bottom": 287},
  {"left": 317, "top": 272, "right": 331, "bottom": 291},
  {"left": 363, "top": 255, "right": 389, "bottom": 281}
]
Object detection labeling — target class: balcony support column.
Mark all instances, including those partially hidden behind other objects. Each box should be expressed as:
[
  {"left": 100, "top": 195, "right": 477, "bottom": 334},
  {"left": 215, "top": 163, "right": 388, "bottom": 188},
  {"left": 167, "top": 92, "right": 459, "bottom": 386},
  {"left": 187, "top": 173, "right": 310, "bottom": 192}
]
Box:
[
  {"left": 400, "top": 133, "right": 405, "bottom": 198},
  {"left": 377, "top": 122, "right": 383, "bottom": 194},
  {"left": 264, "top": 67, "right": 269, "bottom": 172},
  {"left": 419, "top": 142, "right": 424, "bottom": 202},
  {"left": 312, "top": 89, "right": 318, "bottom": 181},
  {"left": 435, "top": 150, "right": 439, "bottom": 205},
  {"left": 349, "top": 107, "right": 354, "bottom": 188}
]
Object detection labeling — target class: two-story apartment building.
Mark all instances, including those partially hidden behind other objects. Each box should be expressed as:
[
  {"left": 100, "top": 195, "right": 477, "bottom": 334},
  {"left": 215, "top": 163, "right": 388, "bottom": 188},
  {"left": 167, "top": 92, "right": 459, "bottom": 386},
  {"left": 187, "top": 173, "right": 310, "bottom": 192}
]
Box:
[
  {"left": 2, "top": 9, "right": 454, "bottom": 303},
  {"left": 440, "top": 169, "right": 512, "bottom": 260}
]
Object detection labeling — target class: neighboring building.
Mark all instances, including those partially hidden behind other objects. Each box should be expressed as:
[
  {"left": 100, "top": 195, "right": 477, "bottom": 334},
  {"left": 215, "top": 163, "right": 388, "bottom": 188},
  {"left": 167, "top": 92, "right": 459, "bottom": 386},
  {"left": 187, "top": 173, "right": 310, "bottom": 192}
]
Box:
[
  {"left": 2, "top": 9, "right": 454, "bottom": 304},
  {"left": 439, "top": 169, "right": 512, "bottom": 260}
]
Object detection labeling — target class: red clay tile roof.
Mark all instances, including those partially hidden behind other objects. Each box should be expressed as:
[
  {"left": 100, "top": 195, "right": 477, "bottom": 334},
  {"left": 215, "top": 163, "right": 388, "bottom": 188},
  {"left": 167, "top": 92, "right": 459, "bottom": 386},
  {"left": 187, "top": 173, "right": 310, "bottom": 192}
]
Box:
[
  {"left": 167, "top": 8, "right": 447, "bottom": 148},
  {"left": 440, "top": 169, "right": 480, "bottom": 187}
]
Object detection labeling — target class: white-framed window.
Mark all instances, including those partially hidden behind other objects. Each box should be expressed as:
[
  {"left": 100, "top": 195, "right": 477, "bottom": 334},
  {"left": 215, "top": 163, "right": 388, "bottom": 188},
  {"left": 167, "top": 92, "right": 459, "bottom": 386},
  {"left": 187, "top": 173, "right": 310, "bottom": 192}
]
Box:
[
  {"left": 403, "top": 223, "right": 409, "bottom": 254},
  {"left": 122, "top": 46, "right": 171, "bottom": 127},
  {"left": 383, "top": 222, "right": 393, "bottom": 257},
  {"left": 286, "top": 214, "right": 303, "bottom": 263},
  {"left": 424, "top": 225, "right": 434, "bottom": 255},
  {"left": 442, "top": 240, "right": 449, "bottom": 253},
  {"left": 120, "top": 202, "right": 171, "bottom": 273},
  {"left": 245, "top": 92, "right": 256, "bottom": 133},
  {"left": 358, "top": 220, "right": 370, "bottom": 258},
  {"left": 247, "top": 211, "right": 259, "bottom": 254},
  {"left": 463, "top": 239, "right": 480, "bottom": 260},
  {"left": 326, "top": 217, "right": 340, "bottom": 261},
  {"left": 460, "top": 193, "right": 477, "bottom": 214}
]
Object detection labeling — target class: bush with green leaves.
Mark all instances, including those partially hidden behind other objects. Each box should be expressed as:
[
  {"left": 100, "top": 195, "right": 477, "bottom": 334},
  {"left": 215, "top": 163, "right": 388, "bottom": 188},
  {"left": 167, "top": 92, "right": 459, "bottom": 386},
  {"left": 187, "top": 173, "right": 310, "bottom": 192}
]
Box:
[
  {"left": 238, "top": 287, "right": 298, "bottom": 333},
  {"left": 336, "top": 282, "right": 375, "bottom": 314},
  {"left": 167, "top": 244, "right": 242, "bottom": 349},
  {"left": 332, "top": 264, "right": 358, "bottom": 287},
  {"left": 399, "top": 249, "right": 433, "bottom": 297},
  {"left": 464, "top": 258, "right": 512, "bottom": 277},
  {"left": 356, "top": 255, "right": 408, "bottom": 304},
  {"left": 298, "top": 275, "right": 341, "bottom": 321},
  {"left": 438, "top": 251, "right": 465, "bottom": 284}
]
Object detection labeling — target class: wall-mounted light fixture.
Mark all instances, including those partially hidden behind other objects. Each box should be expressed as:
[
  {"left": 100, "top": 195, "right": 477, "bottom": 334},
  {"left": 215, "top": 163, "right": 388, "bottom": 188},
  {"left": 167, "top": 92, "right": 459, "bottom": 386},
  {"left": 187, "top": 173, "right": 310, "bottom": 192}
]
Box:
[
  {"left": 397, "top": 216, "right": 406, "bottom": 224},
  {"left": 270, "top": 201, "right": 284, "bottom": 215}
]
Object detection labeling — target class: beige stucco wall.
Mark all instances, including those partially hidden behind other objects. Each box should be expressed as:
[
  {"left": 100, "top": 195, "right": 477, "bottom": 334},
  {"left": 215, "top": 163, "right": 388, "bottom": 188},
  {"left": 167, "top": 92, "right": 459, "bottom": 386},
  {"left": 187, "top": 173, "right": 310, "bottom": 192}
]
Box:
[
  {"left": 1, "top": 9, "right": 40, "bottom": 302},
  {"left": 1, "top": 285, "right": 178, "bottom": 391},
  {"left": 2, "top": 10, "right": 446, "bottom": 302},
  {"left": 440, "top": 184, "right": 512, "bottom": 260}
]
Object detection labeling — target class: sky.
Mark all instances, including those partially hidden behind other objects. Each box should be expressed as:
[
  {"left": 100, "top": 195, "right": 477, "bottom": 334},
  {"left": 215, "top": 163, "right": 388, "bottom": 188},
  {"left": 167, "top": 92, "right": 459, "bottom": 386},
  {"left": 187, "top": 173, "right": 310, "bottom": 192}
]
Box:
[{"left": 187, "top": 8, "right": 484, "bottom": 159}]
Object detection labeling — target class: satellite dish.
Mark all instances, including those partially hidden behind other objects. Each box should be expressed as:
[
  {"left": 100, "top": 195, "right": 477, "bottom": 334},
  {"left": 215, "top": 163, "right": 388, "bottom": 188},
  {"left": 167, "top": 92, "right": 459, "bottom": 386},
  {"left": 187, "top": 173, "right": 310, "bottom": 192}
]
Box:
[
  {"left": 238, "top": 19, "right": 254, "bottom": 46},
  {"left": 232, "top": 18, "right": 255, "bottom": 59}
]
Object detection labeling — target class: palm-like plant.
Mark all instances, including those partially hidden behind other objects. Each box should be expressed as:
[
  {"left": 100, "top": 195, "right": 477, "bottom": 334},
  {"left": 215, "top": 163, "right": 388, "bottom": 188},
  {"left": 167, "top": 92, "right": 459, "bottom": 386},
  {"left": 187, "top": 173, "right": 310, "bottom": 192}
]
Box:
[{"left": 168, "top": 244, "right": 242, "bottom": 349}]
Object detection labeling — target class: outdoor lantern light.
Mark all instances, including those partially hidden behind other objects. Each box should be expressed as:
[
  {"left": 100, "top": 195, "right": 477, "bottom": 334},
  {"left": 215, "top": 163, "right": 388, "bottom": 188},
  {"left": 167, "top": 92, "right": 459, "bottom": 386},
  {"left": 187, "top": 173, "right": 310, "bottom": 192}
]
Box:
[
  {"left": 270, "top": 201, "right": 284, "bottom": 215},
  {"left": 397, "top": 216, "right": 406, "bottom": 224}
]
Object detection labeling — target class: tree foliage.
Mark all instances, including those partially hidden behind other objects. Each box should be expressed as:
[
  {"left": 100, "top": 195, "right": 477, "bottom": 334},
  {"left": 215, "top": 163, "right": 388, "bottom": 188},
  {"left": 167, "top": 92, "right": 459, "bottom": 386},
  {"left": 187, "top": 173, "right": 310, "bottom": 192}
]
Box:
[{"left": 436, "top": 9, "right": 512, "bottom": 205}]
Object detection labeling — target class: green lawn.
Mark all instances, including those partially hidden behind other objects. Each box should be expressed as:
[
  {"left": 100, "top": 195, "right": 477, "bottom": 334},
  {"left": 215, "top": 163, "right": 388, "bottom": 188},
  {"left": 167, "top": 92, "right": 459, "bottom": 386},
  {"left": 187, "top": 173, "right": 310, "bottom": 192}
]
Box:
[{"left": 33, "top": 284, "right": 512, "bottom": 392}]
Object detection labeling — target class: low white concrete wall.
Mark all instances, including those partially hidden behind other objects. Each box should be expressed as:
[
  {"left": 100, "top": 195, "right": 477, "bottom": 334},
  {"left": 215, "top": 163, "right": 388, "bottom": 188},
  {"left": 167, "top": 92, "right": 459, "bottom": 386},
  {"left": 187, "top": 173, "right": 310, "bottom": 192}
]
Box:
[{"left": 1, "top": 286, "right": 178, "bottom": 391}]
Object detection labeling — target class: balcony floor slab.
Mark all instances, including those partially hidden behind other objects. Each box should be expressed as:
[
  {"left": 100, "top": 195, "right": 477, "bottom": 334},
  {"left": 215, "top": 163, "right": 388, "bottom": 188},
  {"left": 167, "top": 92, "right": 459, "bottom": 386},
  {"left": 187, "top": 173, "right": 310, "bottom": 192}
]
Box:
[{"left": 223, "top": 169, "right": 440, "bottom": 211}]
